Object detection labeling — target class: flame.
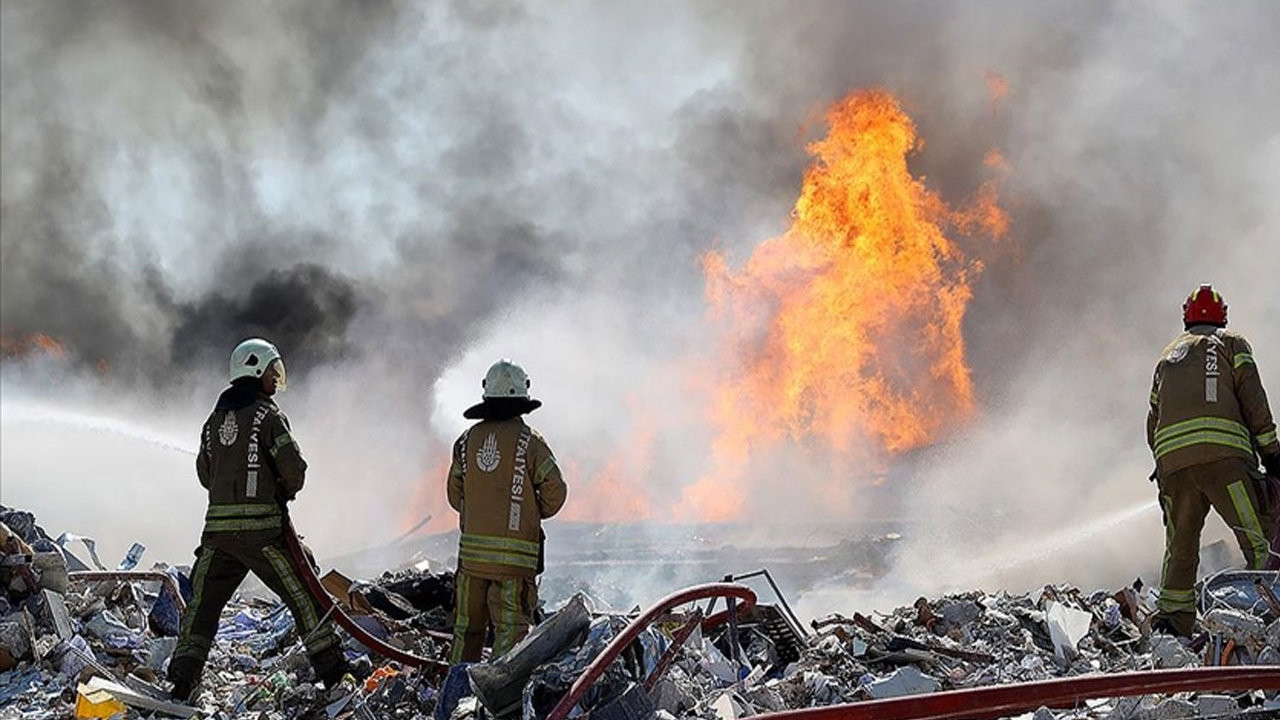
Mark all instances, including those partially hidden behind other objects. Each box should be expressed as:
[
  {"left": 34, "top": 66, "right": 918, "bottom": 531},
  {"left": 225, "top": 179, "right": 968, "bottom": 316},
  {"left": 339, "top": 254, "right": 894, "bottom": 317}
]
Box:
[
  {"left": 683, "top": 89, "right": 1008, "bottom": 519},
  {"left": 0, "top": 333, "right": 70, "bottom": 360}
]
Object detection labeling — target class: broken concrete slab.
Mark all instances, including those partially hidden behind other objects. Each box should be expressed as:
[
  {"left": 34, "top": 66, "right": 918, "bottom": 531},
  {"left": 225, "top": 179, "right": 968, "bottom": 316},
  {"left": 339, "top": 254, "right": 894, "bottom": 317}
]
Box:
[
  {"left": 1044, "top": 601, "right": 1092, "bottom": 662},
  {"left": 1149, "top": 635, "right": 1196, "bottom": 669},
  {"left": 41, "top": 589, "right": 73, "bottom": 641},
  {"left": 1201, "top": 608, "right": 1267, "bottom": 647},
  {"left": 863, "top": 665, "right": 940, "bottom": 700}
]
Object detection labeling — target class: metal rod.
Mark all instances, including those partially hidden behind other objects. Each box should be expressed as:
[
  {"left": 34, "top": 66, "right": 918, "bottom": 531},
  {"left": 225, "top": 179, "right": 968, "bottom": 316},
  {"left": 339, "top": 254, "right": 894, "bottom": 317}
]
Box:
[
  {"left": 727, "top": 568, "right": 810, "bottom": 639},
  {"left": 1254, "top": 577, "right": 1280, "bottom": 617},
  {"left": 726, "top": 594, "right": 743, "bottom": 675},
  {"left": 749, "top": 667, "right": 1280, "bottom": 720}
]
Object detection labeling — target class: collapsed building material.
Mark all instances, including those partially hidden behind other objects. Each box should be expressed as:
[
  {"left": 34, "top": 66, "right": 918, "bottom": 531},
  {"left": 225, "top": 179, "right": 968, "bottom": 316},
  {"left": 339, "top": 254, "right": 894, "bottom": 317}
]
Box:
[
  {"left": 546, "top": 583, "right": 758, "bottom": 720},
  {"left": 283, "top": 516, "right": 452, "bottom": 672},
  {"left": 4, "top": 502, "right": 1280, "bottom": 718}
]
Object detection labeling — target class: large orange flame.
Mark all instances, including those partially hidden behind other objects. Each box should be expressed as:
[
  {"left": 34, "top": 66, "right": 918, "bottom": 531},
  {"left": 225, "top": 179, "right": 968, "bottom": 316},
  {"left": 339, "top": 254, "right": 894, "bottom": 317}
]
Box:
[{"left": 682, "top": 89, "right": 1008, "bottom": 519}]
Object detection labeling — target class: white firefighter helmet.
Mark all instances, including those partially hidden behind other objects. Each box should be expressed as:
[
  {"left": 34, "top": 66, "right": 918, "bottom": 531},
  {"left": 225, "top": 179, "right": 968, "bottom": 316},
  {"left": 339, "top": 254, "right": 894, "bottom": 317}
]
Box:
[
  {"left": 465, "top": 359, "right": 541, "bottom": 419},
  {"left": 482, "top": 359, "right": 531, "bottom": 399},
  {"left": 229, "top": 338, "right": 285, "bottom": 388}
]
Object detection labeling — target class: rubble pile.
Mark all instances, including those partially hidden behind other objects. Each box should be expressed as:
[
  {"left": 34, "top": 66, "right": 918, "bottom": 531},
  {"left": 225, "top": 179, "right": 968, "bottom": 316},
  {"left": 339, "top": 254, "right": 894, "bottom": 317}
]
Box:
[
  {"left": 0, "top": 506, "right": 456, "bottom": 718},
  {"left": 1, "top": 503, "right": 1278, "bottom": 719}
]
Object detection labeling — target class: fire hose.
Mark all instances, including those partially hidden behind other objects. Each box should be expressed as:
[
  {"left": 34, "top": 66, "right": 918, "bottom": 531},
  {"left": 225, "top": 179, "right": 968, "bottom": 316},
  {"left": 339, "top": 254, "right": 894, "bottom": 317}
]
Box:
[
  {"left": 749, "top": 667, "right": 1280, "bottom": 720},
  {"left": 546, "top": 582, "right": 757, "bottom": 720},
  {"left": 282, "top": 517, "right": 451, "bottom": 673}
]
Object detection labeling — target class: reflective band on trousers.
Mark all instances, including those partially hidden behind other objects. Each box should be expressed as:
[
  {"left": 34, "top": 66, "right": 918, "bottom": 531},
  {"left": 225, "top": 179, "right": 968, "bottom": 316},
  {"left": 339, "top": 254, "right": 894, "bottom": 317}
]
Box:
[
  {"left": 1158, "top": 586, "right": 1196, "bottom": 612},
  {"left": 1226, "top": 481, "right": 1270, "bottom": 570},
  {"left": 458, "top": 533, "right": 539, "bottom": 570}
]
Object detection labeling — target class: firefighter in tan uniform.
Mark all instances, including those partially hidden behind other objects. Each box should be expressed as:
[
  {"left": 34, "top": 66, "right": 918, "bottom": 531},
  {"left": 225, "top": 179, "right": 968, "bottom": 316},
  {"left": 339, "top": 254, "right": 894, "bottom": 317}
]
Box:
[
  {"left": 169, "top": 339, "right": 348, "bottom": 701},
  {"left": 447, "top": 360, "right": 567, "bottom": 663},
  {"left": 1147, "top": 285, "right": 1280, "bottom": 637}
]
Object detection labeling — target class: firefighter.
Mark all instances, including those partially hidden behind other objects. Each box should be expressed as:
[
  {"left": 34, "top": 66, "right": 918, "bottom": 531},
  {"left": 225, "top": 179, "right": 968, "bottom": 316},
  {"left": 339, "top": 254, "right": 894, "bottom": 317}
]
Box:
[
  {"left": 169, "top": 339, "right": 349, "bottom": 701},
  {"left": 1147, "top": 284, "right": 1280, "bottom": 637},
  {"left": 447, "top": 359, "right": 567, "bottom": 663}
]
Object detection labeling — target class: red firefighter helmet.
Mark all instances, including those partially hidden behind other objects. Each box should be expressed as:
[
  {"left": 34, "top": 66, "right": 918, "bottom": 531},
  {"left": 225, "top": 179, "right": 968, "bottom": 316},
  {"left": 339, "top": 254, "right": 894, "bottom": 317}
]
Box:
[{"left": 1182, "top": 284, "right": 1227, "bottom": 327}]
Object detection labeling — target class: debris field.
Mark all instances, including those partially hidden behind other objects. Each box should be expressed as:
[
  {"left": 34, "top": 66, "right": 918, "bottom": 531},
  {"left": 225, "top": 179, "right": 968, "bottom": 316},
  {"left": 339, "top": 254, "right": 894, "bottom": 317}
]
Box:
[{"left": 2, "top": 505, "right": 1278, "bottom": 720}]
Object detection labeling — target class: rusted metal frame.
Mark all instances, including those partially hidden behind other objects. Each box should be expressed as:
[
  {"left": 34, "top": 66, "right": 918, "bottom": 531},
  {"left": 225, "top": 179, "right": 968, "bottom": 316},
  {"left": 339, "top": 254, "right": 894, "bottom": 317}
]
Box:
[
  {"left": 750, "top": 667, "right": 1280, "bottom": 720},
  {"left": 643, "top": 608, "right": 705, "bottom": 692},
  {"left": 69, "top": 570, "right": 187, "bottom": 613},
  {"left": 1254, "top": 577, "right": 1280, "bottom": 617},
  {"left": 283, "top": 518, "right": 451, "bottom": 673},
  {"left": 726, "top": 569, "right": 810, "bottom": 640},
  {"left": 547, "top": 583, "right": 758, "bottom": 720}
]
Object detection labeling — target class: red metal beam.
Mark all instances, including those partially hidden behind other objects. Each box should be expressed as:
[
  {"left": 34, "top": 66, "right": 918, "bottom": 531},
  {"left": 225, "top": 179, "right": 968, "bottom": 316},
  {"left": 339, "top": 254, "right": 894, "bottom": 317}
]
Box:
[
  {"left": 752, "top": 667, "right": 1280, "bottom": 720},
  {"left": 69, "top": 570, "right": 187, "bottom": 613},
  {"left": 547, "top": 583, "right": 757, "bottom": 720}
]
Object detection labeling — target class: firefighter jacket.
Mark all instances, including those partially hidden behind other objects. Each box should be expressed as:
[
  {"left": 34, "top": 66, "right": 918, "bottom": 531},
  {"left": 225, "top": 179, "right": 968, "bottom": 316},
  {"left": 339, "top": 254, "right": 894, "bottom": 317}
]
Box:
[
  {"left": 1148, "top": 325, "right": 1280, "bottom": 476},
  {"left": 196, "top": 379, "right": 307, "bottom": 538},
  {"left": 447, "top": 417, "right": 567, "bottom": 580}
]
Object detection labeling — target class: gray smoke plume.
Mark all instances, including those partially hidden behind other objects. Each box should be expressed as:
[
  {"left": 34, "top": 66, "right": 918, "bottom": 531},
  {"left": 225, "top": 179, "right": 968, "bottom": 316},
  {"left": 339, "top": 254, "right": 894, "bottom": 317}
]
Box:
[{"left": 3, "top": 0, "right": 1278, "bottom": 611}]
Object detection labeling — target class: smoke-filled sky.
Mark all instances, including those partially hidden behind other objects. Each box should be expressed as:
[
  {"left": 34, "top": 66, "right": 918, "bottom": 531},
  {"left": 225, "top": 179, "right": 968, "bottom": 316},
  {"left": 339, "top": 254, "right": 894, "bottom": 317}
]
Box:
[{"left": 2, "top": 0, "right": 1278, "bottom": 608}]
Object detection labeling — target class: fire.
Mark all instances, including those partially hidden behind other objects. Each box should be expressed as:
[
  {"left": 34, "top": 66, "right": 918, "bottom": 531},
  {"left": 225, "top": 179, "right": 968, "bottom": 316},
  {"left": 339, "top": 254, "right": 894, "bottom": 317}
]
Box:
[
  {"left": 683, "top": 89, "right": 1008, "bottom": 518},
  {"left": 0, "top": 333, "right": 70, "bottom": 360}
]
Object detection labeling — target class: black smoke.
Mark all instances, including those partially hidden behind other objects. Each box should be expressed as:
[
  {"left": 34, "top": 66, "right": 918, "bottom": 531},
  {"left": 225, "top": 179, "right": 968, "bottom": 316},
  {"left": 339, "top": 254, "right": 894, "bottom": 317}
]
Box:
[{"left": 168, "top": 264, "right": 362, "bottom": 374}]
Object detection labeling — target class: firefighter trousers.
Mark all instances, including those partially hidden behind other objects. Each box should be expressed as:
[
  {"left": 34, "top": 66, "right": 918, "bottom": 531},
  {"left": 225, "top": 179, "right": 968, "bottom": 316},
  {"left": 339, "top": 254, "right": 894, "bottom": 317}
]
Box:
[
  {"left": 449, "top": 571, "right": 537, "bottom": 664},
  {"left": 169, "top": 536, "right": 346, "bottom": 687},
  {"left": 1154, "top": 457, "right": 1276, "bottom": 635}
]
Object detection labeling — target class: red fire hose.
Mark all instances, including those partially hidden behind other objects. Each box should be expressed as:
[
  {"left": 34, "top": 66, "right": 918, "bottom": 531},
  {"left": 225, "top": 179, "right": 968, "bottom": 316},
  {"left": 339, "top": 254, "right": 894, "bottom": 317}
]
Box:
[
  {"left": 751, "top": 667, "right": 1280, "bottom": 720},
  {"left": 546, "top": 582, "right": 757, "bottom": 720},
  {"left": 283, "top": 518, "right": 451, "bottom": 672}
]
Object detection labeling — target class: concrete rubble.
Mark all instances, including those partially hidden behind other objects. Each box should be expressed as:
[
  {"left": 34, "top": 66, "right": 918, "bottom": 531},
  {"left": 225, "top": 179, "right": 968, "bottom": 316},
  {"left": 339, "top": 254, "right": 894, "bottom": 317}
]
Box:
[{"left": 1, "top": 504, "right": 1277, "bottom": 719}]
